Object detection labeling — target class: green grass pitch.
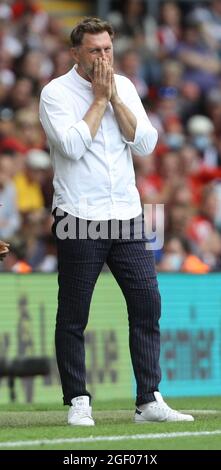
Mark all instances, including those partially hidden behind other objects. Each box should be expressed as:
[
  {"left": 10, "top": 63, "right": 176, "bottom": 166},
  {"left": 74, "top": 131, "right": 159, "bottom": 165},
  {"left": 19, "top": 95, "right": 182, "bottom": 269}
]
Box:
[{"left": 0, "top": 397, "right": 221, "bottom": 450}]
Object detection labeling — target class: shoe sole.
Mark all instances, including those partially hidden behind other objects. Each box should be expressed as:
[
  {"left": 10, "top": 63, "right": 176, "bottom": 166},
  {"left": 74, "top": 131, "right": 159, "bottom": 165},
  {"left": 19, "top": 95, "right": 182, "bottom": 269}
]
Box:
[
  {"left": 68, "top": 422, "right": 95, "bottom": 426},
  {"left": 134, "top": 415, "right": 194, "bottom": 423},
  {"left": 134, "top": 417, "right": 165, "bottom": 423}
]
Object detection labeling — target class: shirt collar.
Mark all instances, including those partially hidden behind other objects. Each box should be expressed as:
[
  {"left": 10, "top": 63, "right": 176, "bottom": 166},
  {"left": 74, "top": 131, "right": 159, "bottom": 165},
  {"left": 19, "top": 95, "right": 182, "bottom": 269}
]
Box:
[{"left": 72, "top": 64, "right": 92, "bottom": 89}]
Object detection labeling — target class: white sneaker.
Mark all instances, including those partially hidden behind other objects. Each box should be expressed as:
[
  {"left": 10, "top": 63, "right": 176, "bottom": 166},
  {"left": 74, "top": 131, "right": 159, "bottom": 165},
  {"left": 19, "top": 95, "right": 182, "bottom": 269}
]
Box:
[
  {"left": 134, "top": 392, "right": 194, "bottom": 423},
  {"left": 68, "top": 396, "right": 95, "bottom": 426}
]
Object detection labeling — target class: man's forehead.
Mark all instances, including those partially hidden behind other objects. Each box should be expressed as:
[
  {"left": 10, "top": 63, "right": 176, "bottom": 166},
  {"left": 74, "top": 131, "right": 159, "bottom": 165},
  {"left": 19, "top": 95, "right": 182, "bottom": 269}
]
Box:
[{"left": 81, "top": 32, "right": 112, "bottom": 47}]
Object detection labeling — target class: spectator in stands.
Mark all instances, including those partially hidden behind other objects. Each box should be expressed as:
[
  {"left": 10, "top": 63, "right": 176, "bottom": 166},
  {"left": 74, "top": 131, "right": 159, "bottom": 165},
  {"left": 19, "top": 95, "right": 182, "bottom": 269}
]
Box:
[
  {"left": 117, "top": 48, "right": 148, "bottom": 99},
  {"left": 187, "top": 115, "right": 219, "bottom": 168},
  {"left": 187, "top": 183, "right": 221, "bottom": 269},
  {"left": 108, "top": 0, "right": 160, "bottom": 85},
  {"left": 4, "top": 78, "right": 35, "bottom": 112},
  {"left": 190, "top": 0, "right": 221, "bottom": 53},
  {"left": 36, "top": 234, "right": 57, "bottom": 272},
  {"left": 3, "top": 237, "right": 32, "bottom": 273},
  {"left": 205, "top": 88, "right": 221, "bottom": 161},
  {"left": 0, "top": 156, "right": 20, "bottom": 239},
  {"left": 157, "top": 235, "right": 210, "bottom": 273},
  {"left": 157, "top": 1, "right": 182, "bottom": 56},
  {"left": 108, "top": 0, "right": 158, "bottom": 54},
  {"left": 52, "top": 49, "right": 73, "bottom": 78},
  {"left": 174, "top": 17, "right": 221, "bottom": 93},
  {"left": 166, "top": 201, "right": 193, "bottom": 239},
  {"left": 15, "top": 108, "right": 45, "bottom": 150},
  {"left": 14, "top": 148, "right": 51, "bottom": 215}
]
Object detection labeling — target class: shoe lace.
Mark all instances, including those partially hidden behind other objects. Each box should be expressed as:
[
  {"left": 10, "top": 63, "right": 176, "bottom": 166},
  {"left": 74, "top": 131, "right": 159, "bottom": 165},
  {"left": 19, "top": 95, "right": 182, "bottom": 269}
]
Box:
[{"left": 72, "top": 406, "right": 92, "bottom": 418}]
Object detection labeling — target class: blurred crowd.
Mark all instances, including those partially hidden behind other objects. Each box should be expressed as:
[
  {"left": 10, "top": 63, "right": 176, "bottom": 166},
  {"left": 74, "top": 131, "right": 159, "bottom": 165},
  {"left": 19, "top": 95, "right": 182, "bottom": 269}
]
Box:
[{"left": 1, "top": 0, "right": 221, "bottom": 273}]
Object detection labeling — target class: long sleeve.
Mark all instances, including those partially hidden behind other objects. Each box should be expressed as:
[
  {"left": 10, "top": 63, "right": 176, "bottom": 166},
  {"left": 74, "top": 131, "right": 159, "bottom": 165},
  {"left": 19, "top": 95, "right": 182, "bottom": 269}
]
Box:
[
  {"left": 122, "top": 79, "right": 158, "bottom": 156},
  {"left": 39, "top": 87, "right": 92, "bottom": 161}
]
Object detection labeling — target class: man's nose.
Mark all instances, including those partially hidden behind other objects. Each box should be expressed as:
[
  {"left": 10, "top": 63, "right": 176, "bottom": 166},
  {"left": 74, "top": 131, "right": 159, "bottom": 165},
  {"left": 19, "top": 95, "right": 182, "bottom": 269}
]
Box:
[{"left": 99, "top": 49, "right": 106, "bottom": 59}]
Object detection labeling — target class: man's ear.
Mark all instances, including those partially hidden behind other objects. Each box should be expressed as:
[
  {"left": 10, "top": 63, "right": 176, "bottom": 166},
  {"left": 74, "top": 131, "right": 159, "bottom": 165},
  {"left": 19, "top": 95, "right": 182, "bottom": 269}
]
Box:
[{"left": 70, "top": 47, "right": 79, "bottom": 64}]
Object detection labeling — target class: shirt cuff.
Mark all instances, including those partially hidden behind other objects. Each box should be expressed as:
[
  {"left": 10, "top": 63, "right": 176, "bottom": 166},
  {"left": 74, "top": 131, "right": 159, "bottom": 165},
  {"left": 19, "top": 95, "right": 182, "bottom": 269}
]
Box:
[{"left": 72, "top": 120, "right": 92, "bottom": 148}]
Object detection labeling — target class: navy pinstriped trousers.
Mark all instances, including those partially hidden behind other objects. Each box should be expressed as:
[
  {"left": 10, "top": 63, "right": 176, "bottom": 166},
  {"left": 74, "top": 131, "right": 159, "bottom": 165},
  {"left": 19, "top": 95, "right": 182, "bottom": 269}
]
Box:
[{"left": 53, "top": 211, "right": 161, "bottom": 406}]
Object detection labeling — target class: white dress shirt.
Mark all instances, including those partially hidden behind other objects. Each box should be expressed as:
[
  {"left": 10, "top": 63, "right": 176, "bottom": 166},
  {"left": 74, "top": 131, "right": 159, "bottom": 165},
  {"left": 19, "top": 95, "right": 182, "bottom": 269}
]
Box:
[{"left": 39, "top": 65, "right": 158, "bottom": 220}]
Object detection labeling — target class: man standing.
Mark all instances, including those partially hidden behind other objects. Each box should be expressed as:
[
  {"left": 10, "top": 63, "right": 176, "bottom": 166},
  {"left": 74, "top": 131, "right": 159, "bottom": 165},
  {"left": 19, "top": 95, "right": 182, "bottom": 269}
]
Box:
[{"left": 39, "top": 17, "right": 194, "bottom": 425}]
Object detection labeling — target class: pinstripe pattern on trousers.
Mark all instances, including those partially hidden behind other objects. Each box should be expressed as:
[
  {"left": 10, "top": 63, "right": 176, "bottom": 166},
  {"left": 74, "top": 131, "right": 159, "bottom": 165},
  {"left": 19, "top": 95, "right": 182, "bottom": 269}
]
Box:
[{"left": 53, "top": 211, "right": 161, "bottom": 406}]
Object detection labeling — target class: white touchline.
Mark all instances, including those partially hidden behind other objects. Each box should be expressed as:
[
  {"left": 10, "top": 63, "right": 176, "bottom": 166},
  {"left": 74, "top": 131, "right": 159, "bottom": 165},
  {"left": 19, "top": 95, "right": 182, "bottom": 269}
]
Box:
[
  {"left": 181, "top": 410, "right": 221, "bottom": 414},
  {"left": 0, "top": 430, "right": 221, "bottom": 448}
]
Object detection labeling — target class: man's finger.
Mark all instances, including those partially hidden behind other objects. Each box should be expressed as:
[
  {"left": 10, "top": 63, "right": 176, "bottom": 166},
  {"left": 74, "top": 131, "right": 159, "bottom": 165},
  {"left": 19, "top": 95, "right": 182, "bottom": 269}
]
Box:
[
  {"left": 0, "top": 243, "right": 10, "bottom": 249},
  {"left": 93, "top": 58, "right": 99, "bottom": 80},
  {"left": 101, "top": 60, "right": 107, "bottom": 82},
  {"left": 106, "top": 66, "right": 112, "bottom": 83},
  {"left": 97, "top": 57, "right": 103, "bottom": 81},
  {"left": 0, "top": 248, "right": 9, "bottom": 254}
]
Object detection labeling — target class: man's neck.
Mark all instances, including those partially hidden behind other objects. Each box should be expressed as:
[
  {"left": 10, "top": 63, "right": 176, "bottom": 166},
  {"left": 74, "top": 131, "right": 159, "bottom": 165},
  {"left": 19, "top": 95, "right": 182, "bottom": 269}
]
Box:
[{"left": 76, "top": 65, "right": 91, "bottom": 82}]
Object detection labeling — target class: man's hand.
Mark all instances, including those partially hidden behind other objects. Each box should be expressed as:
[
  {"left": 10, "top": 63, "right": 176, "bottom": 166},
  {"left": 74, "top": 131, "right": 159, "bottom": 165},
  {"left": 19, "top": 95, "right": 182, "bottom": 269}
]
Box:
[
  {"left": 109, "top": 70, "right": 137, "bottom": 142},
  {"left": 91, "top": 58, "right": 112, "bottom": 103},
  {"left": 0, "top": 240, "right": 10, "bottom": 261},
  {"left": 110, "top": 70, "right": 121, "bottom": 105},
  {"left": 83, "top": 58, "right": 113, "bottom": 137}
]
